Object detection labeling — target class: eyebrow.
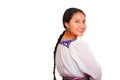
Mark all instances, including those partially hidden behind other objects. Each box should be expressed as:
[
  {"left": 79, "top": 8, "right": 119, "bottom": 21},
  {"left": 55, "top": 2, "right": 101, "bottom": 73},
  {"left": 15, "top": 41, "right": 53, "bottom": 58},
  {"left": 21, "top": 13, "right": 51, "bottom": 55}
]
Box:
[{"left": 74, "top": 18, "right": 86, "bottom": 21}]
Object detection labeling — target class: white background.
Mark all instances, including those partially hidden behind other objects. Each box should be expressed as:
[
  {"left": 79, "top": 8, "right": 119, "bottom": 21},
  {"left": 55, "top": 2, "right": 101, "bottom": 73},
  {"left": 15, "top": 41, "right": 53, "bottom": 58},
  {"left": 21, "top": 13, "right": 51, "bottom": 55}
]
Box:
[{"left": 0, "top": 0, "right": 120, "bottom": 80}]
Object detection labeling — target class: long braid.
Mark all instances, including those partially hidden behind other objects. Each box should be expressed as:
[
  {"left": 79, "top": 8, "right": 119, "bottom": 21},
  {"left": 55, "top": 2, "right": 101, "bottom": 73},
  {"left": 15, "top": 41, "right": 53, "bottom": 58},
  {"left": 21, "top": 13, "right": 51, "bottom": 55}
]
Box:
[
  {"left": 53, "top": 30, "right": 65, "bottom": 80},
  {"left": 53, "top": 7, "right": 86, "bottom": 80}
]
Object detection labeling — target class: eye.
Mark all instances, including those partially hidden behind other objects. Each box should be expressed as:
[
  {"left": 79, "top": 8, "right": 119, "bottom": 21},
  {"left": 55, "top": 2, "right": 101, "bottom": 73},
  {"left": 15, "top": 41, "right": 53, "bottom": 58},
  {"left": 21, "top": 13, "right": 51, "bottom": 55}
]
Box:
[
  {"left": 83, "top": 19, "right": 86, "bottom": 23},
  {"left": 75, "top": 20, "right": 79, "bottom": 23}
]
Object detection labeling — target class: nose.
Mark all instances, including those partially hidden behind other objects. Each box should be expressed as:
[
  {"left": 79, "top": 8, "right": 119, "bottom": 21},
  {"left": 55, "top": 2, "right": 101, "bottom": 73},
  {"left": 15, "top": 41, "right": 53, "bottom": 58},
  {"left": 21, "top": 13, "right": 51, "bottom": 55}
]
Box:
[{"left": 79, "top": 23, "right": 86, "bottom": 28}]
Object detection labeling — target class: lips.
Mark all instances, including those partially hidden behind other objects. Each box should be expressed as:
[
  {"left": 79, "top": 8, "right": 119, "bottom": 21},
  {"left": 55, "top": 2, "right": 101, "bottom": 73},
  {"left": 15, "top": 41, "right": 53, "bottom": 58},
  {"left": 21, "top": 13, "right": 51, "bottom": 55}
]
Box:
[{"left": 77, "top": 29, "right": 84, "bottom": 33}]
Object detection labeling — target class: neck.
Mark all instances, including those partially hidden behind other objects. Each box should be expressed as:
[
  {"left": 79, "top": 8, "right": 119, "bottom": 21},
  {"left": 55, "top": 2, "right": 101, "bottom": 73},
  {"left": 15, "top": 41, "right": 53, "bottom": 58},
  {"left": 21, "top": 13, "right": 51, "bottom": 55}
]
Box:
[{"left": 65, "top": 31, "right": 77, "bottom": 40}]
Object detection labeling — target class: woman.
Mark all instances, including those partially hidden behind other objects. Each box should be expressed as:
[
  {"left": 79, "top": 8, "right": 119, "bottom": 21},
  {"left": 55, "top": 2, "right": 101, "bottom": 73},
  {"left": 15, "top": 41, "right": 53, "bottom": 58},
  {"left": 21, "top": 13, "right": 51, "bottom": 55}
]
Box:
[{"left": 53, "top": 7, "right": 102, "bottom": 80}]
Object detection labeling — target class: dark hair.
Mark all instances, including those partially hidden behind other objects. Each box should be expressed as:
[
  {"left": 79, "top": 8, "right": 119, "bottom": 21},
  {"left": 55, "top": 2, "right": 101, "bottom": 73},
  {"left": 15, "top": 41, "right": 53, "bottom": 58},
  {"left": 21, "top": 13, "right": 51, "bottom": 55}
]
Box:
[
  {"left": 53, "top": 31, "right": 65, "bottom": 80},
  {"left": 53, "top": 7, "right": 86, "bottom": 80},
  {"left": 63, "top": 7, "right": 86, "bottom": 29}
]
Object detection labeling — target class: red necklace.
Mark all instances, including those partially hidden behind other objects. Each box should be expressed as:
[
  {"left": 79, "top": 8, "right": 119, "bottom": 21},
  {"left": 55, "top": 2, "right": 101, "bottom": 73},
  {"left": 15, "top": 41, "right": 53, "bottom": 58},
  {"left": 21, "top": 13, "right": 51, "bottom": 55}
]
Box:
[{"left": 65, "top": 31, "right": 77, "bottom": 40}]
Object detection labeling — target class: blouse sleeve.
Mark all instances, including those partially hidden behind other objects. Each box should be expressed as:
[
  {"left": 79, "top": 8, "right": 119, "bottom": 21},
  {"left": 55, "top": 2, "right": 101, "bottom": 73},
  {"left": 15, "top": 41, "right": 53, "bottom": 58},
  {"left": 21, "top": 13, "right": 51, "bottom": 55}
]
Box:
[{"left": 69, "top": 40, "right": 102, "bottom": 80}]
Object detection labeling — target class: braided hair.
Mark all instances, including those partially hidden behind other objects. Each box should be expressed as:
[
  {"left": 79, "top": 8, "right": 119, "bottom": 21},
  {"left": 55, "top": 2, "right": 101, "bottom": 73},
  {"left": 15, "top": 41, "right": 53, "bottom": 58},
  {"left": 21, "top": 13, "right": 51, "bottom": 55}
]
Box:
[
  {"left": 53, "top": 31, "right": 65, "bottom": 80},
  {"left": 53, "top": 7, "right": 86, "bottom": 80}
]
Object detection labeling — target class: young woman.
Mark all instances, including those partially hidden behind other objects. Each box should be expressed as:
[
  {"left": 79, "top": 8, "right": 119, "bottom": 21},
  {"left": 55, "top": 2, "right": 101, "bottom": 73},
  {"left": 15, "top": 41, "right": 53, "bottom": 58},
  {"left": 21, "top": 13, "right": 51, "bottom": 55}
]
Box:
[{"left": 53, "top": 7, "right": 102, "bottom": 80}]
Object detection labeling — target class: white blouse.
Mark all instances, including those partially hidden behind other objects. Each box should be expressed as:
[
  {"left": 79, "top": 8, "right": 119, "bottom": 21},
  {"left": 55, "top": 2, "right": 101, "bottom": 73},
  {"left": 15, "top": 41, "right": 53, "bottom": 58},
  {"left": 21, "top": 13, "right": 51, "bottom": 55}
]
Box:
[{"left": 55, "top": 37, "right": 102, "bottom": 80}]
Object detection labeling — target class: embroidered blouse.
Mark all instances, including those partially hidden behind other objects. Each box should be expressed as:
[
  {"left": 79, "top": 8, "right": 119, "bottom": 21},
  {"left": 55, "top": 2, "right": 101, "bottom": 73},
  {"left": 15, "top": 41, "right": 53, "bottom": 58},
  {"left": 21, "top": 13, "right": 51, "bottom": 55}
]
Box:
[{"left": 55, "top": 37, "right": 102, "bottom": 80}]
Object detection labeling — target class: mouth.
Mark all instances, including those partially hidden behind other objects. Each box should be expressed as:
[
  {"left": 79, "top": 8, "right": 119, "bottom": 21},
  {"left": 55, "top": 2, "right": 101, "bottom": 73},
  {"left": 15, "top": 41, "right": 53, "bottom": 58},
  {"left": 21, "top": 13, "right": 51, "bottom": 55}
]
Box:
[{"left": 77, "top": 29, "right": 84, "bottom": 33}]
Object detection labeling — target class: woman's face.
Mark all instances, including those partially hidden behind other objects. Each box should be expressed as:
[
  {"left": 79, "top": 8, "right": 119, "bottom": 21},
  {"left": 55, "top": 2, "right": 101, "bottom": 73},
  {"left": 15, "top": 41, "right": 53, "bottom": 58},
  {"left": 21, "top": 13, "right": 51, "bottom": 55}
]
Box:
[{"left": 65, "top": 12, "right": 86, "bottom": 37}]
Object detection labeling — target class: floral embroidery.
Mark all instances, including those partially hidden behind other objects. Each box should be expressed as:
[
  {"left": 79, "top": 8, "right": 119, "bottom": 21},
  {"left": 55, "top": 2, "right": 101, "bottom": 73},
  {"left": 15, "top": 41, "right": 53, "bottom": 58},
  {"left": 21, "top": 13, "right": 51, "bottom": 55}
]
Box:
[{"left": 60, "top": 39, "right": 74, "bottom": 48}]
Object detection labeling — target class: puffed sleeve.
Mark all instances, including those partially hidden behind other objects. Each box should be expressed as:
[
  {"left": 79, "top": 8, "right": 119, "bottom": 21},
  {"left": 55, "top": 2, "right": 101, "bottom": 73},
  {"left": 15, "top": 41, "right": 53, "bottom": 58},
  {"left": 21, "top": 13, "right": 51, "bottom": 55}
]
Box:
[{"left": 69, "top": 39, "right": 102, "bottom": 80}]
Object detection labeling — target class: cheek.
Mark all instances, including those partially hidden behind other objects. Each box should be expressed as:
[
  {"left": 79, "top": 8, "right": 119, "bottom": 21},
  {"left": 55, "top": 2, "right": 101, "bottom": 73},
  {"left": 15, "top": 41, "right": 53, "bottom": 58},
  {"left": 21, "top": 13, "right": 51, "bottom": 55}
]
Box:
[
  {"left": 68, "top": 23, "right": 78, "bottom": 31},
  {"left": 69, "top": 27, "right": 77, "bottom": 34},
  {"left": 85, "top": 25, "right": 87, "bottom": 30},
  {"left": 69, "top": 26, "right": 76, "bottom": 31}
]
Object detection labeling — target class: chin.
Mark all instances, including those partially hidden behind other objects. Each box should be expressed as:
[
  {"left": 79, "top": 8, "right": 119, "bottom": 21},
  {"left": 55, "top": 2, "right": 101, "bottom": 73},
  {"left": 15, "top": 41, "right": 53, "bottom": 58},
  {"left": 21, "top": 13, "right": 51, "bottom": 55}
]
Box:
[{"left": 78, "top": 33, "right": 84, "bottom": 37}]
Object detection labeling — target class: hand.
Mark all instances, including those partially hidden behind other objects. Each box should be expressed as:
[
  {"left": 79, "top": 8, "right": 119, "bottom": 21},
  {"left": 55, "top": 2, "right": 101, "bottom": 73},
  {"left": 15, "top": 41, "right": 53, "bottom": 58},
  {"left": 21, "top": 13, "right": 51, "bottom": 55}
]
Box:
[{"left": 84, "top": 73, "right": 91, "bottom": 78}]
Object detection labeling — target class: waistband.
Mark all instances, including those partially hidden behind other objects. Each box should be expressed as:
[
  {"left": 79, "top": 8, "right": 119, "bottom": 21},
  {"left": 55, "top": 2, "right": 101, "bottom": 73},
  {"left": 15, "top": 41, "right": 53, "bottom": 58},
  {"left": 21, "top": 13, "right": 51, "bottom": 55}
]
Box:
[{"left": 62, "top": 76, "right": 90, "bottom": 80}]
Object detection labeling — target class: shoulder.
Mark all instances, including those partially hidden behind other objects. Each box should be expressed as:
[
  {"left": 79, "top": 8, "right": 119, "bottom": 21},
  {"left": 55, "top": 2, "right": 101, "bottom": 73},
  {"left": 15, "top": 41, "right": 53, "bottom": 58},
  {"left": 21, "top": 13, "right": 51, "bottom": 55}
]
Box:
[{"left": 70, "top": 38, "right": 90, "bottom": 50}]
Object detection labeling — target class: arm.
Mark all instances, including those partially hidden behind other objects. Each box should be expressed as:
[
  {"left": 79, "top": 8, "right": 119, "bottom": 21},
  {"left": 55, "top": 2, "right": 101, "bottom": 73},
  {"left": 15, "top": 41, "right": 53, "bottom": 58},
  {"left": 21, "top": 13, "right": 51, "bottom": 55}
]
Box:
[{"left": 70, "top": 40, "right": 102, "bottom": 80}]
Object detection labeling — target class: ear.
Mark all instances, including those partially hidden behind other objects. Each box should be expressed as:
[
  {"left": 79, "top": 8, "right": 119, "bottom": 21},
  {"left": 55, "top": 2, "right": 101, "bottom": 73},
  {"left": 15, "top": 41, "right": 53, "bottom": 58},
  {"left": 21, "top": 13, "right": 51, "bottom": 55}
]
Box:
[{"left": 65, "top": 22, "right": 69, "bottom": 29}]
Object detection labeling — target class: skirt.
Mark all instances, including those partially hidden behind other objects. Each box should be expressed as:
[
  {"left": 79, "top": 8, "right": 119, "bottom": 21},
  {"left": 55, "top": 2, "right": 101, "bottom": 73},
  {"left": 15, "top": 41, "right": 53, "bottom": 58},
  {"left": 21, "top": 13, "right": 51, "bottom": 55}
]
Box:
[{"left": 62, "top": 76, "right": 90, "bottom": 80}]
